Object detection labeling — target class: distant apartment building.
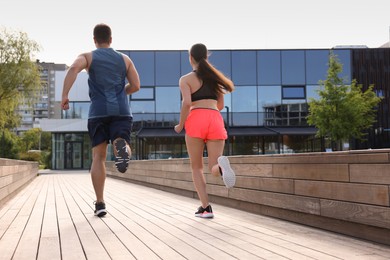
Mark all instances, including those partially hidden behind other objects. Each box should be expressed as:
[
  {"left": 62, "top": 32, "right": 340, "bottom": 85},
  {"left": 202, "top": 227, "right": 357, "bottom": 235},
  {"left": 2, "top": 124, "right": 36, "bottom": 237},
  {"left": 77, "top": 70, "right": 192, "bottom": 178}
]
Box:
[{"left": 15, "top": 62, "right": 67, "bottom": 134}]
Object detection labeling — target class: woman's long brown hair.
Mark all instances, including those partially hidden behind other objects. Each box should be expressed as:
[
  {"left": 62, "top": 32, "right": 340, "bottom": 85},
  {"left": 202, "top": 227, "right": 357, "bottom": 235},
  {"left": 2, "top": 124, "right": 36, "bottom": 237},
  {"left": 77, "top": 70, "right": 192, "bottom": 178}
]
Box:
[{"left": 190, "top": 43, "right": 234, "bottom": 94}]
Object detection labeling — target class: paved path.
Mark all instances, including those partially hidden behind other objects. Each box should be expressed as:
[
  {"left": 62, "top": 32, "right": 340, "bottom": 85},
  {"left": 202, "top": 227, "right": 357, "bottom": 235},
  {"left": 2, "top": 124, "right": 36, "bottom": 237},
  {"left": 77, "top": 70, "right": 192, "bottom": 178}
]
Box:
[{"left": 0, "top": 170, "right": 389, "bottom": 259}]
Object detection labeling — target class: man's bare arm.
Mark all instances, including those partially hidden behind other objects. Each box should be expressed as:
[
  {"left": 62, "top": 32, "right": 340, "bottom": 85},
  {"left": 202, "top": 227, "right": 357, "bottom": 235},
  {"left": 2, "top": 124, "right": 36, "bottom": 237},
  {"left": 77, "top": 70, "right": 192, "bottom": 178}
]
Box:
[
  {"left": 61, "top": 54, "right": 89, "bottom": 110},
  {"left": 123, "top": 55, "right": 140, "bottom": 95}
]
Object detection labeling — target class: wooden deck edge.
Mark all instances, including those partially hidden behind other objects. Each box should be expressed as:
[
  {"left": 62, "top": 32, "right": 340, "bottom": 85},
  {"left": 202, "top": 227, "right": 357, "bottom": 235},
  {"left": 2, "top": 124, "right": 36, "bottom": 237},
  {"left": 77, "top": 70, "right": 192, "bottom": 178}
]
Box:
[{"left": 108, "top": 175, "right": 390, "bottom": 247}]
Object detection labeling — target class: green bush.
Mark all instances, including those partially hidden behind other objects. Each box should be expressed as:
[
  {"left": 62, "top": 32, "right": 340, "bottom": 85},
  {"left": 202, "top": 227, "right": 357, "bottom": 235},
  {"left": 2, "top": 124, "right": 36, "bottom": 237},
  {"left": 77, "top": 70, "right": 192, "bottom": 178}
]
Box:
[{"left": 19, "top": 150, "right": 41, "bottom": 162}]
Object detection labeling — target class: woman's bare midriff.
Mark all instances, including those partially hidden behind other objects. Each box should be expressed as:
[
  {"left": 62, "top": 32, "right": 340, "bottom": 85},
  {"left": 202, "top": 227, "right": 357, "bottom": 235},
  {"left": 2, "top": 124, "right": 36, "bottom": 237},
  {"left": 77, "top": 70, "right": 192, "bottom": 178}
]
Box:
[{"left": 191, "top": 99, "right": 218, "bottom": 110}]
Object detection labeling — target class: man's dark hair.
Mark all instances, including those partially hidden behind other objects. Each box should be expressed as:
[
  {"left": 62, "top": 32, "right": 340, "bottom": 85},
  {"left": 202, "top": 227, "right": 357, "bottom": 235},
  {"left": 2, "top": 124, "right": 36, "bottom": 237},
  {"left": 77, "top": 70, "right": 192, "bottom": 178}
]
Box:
[{"left": 93, "top": 23, "right": 111, "bottom": 44}]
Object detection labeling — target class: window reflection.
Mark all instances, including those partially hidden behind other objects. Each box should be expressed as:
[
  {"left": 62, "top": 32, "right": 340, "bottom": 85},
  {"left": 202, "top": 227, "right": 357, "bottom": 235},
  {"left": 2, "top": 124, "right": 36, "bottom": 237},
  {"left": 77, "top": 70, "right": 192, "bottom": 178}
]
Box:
[
  {"left": 333, "top": 50, "right": 351, "bottom": 84},
  {"left": 282, "top": 86, "right": 305, "bottom": 99},
  {"left": 209, "top": 50, "right": 232, "bottom": 79},
  {"left": 131, "top": 87, "right": 154, "bottom": 100},
  {"left": 258, "top": 86, "right": 282, "bottom": 112},
  {"left": 232, "top": 51, "right": 257, "bottom": 85},
  {"left": 232, "top": 86, "right": 257, "bottom": 112},
  {"left": 129, "top": 51, "right": 155, "bottom": 86},
  {"left": 62, "top": 102, "right": 90, "bottom": 119},
  {"left": 258, "top": 51, "right": 281, "bottom": 85},
  {"left": 306, "top": 85, "right": 323, "bottom": 101},
  {"left": 306, "top": 50, "right": 329, "bottom": 85},
  {"left": 130, "top": 101, "right": 155, "bottom": 113},
  {"left": 181, "top": 51, "right": 192, "bottom": 75},
  {"left": 156, "top": 87, "right": 180, "bottom": 113},
  {"left": 155, "top": 52, "right": 181, "bottom": 85},
  {"left": 281, "top": 50, "right": 305, "bottom": 85}
]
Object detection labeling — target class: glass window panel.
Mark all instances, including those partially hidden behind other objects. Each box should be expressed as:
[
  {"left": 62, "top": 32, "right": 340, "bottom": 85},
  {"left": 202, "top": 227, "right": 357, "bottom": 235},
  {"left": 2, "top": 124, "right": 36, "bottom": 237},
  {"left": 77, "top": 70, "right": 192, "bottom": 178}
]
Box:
[
  {"left": 258, "top": 86, "right": 282, "bottom": 112},
  {"left": 73, "top": 102, "right": 90, "bottom": 119},
  {"left": 258, "top": 86, "right": 281, "bottom": 126},
  {"left": 232, "top": 136, "right": 260, "bottom": 155},
  {"left": 156, "top": 87, "right": 180, "bottom": 113},
  {"left": 282, "top": 86, "right": 305, "bottom": 99},
  {"left": 258, "top": 50, "right": 281, "bottom": 85},
  {"left": 280, "top": 99, "right": 308, "bottom": 126},
  {"left": 306, "top": 50, "right": 329, "bottom": 85},
  {"left": 306, "top": 85, "right": 323, "bottom": 101},
  {"left": 232, "top": 51, "right": 257, "bottom": 85},
  {"left": 232, "top": 86, "right": 257, "bottom": 112},
  {"left": 132, "top": 113, "right": 156, "bottom": 124},
  {"left": 156, "top": 52, "right": 181, "bottom": 85},
  {"left": 155, "top": 113, "right": 180, "bottom": 127},
  {"left": 130, "top": 101, "right": 155, "bottom": 113},
  {"left": 222, "top": 92, "right": 232, "bottom": 112},
  {"left": 181, "top": 51, "right": 192, "bottom": 75},
  {"left": 231, "top": 112, "right": 258, "bottom": 126},
  {"left": 129, "top": 51, "right": 155, "bottom": 86},
  {"left": 281, "top": 50, "right": 305, "bottom": 85},
  {"left": 209, "top": 50, "right": 232, "bottom": 79},
  {"left": 333, "top": 50, "right": 351, "bottom": 84},
  {"left": 131, "top": 87, "right": 154, "bottom": 100},
  {"left": 264, "top": 135, "right": 280, "bottom": 154}
]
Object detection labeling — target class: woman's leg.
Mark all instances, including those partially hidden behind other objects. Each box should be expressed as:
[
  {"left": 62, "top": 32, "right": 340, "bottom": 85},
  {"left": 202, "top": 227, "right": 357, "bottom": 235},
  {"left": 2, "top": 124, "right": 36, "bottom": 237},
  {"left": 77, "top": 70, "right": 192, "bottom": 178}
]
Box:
[
  {"left": 207, "top": 139, "right": 236, "bottom": 188},
  {"left": 185, "top": 135, "right": 209, "bottom": 208},
  {"left": 206, "top": 139, "right": 225, "bottom": 177}
]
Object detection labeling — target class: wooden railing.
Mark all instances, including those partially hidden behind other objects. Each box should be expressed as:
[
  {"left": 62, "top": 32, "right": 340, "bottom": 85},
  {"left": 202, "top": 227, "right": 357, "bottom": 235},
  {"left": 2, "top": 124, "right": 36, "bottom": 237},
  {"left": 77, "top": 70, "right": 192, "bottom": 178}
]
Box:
[{"left": 106, "top": 149, "right": 390, "bottom": 246}]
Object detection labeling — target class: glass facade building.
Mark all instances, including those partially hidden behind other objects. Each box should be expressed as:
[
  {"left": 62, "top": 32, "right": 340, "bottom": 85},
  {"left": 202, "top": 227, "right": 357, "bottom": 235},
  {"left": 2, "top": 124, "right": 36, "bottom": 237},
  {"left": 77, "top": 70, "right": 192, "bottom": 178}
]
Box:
[{"left": 45, "top": 47, "right": 390, "bottom": 169}]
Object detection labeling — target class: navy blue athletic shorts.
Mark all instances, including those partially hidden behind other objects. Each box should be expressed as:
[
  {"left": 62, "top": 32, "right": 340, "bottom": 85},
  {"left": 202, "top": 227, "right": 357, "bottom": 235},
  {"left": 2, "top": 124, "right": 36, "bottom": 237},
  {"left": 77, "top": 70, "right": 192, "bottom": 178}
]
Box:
[{"left": 87, "top": 116, "right": 133, "bottom": 147}]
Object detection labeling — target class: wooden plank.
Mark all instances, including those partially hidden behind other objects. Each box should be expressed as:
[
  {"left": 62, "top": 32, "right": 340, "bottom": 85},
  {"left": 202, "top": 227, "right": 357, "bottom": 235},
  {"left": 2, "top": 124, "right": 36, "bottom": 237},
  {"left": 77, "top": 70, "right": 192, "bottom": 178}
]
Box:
[
  {"left": 320, "top": 199, "right": 390, "bottom": 229},
  {"left": 37, "top": 175, "right": 61, "bottom": 260},
  {"left": 229, "top": 188, "right": 321, "bottom": 214},
  {"left": 295, "top": 180, "right": 390, "bottom": 206},
  {"left": 0, "top": 176, "right": 46, "bottom": 260},
  {"left": 273, "top": 163, "right": 350, "bottom": 181},
  {"left": 57, "top": 175, "right": 111, "bottom": 260},
  {"left": 350, "top": 164, "right": 390, "bottom": 184},
  {"left": 54, "top": 175, "right": 86, "bottom": 260},
  {"left": 12, "top": 177, "right": 48, "bottom": 260},
  {"left": 229, "top": 176, "right": 294, "bottom": 193}
]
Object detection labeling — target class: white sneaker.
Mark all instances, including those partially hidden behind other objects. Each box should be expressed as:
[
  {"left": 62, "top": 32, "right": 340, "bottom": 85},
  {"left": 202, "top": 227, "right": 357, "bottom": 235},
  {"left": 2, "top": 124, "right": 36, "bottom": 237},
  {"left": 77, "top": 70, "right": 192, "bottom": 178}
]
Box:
[{"left": 218, "top": 156, "right": 236, "bottom": 188}]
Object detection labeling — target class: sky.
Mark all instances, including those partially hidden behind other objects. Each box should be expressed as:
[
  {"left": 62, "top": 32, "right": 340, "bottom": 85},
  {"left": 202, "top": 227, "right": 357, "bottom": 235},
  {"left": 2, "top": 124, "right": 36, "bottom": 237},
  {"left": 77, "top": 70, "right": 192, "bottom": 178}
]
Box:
[{"left": 1, "top": 0, "right": 390, "bottom": 66}]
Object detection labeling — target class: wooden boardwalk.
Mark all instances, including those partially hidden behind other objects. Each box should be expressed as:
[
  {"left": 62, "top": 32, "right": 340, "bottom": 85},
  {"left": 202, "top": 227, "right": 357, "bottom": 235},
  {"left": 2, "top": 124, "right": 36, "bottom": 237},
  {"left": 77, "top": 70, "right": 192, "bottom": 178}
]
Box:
[{"left": 0, "top": 170, "right": 389, "bottom": 260}]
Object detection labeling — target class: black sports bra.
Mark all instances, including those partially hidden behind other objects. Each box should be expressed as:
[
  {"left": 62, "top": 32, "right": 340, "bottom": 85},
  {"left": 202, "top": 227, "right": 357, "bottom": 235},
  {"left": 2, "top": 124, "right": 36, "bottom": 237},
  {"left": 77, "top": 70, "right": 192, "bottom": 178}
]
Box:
[{"left": 191, "top": 71, "right": 218, "bottom": 101}]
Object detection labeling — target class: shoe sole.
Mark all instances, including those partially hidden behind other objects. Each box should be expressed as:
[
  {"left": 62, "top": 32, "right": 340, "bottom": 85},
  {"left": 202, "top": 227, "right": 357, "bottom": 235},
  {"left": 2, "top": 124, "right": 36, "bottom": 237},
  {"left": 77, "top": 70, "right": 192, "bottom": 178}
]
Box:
[
  {"left": 195, "top": 212, "right": 214, "bottom": 218},
  {"left": 114, "top": 139, "right": 130, "bottom": 173},
  {"left": 218, "top": 156, "right": 236, "bottom": 188},
  {"left": 95, "top": 209, "right": 107, "bottom": 217}
]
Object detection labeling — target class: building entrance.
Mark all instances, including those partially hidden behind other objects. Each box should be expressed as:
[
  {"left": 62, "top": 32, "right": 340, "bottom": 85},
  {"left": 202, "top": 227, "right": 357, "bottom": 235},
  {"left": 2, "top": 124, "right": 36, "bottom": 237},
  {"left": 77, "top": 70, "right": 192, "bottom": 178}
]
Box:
[{"left": 65, "top": 141, "right": 83, "bottom": 169}]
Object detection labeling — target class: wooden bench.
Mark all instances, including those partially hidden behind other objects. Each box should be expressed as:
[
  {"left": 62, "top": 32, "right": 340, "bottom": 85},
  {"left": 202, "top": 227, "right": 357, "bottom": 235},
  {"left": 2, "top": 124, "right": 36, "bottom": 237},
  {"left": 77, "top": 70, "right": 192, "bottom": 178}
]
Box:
[{"left": 106, "top": 149, "right": 390, "bottom": 246}]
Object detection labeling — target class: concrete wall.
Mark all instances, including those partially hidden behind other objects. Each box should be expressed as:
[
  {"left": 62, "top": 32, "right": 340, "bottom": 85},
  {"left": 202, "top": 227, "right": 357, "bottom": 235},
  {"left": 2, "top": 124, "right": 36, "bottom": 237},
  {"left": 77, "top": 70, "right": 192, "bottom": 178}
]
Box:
[
  {"left": 106, "top": 149, "right": 390, "bottom": 246},
  {"left": 0, "top": 159, "right": 39, "bottom": 208}
]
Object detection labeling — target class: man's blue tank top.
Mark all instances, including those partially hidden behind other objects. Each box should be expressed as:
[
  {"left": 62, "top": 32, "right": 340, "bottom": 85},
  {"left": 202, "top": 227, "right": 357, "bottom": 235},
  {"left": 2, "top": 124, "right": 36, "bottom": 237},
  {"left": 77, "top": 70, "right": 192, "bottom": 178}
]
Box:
[{"left": 88, "top": 48, "right": 131, "bottom": 118}]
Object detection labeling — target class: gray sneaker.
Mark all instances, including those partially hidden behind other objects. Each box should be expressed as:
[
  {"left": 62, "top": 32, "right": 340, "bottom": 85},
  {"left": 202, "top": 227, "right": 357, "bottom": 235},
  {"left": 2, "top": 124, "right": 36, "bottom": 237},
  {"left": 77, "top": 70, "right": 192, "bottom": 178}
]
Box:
[
  {"left": 218, "top": 156, "right": 236, "bottom": 188},
  {"left": 114, "top": 138, "right": 130, "bottom": 173},
  {"left": 94, "top": 201, "right": 107, "bottom": 217}
]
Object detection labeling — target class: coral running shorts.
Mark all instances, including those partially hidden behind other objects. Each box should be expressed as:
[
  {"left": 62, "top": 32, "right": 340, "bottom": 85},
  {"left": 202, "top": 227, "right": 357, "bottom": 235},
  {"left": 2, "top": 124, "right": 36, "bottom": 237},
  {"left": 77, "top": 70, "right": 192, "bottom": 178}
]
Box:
[{"left": 185, "top": 108, "right": 227, "bottom": 141}]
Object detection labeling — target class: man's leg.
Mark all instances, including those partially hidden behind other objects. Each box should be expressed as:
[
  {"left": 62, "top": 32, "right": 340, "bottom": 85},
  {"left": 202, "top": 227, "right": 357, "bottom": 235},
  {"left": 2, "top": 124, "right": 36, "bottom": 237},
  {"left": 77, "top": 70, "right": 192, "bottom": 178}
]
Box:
[{"left": 90, "top": 142, "right": 108, "bottom": 203}]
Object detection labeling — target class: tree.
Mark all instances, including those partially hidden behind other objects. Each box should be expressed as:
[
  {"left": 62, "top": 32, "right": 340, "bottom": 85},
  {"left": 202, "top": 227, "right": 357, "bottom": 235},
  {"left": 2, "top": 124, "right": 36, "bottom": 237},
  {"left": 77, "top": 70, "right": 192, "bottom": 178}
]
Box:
[
  {"left": 307, "top": 52, "right": 382, "bottom": 151},
  {"left": 0, "top": 129, "right": 20, "bottom": 159},
  {"left": 0, "top": 27, "right": 41, "bottom": 130},
  {"left": 19, "top": 127, "right": 42, "bottom": 152}
]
